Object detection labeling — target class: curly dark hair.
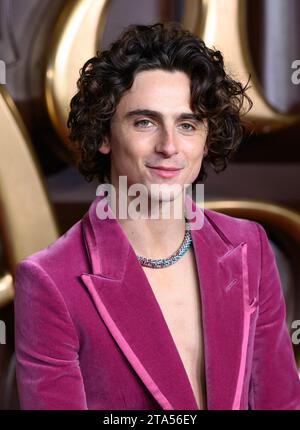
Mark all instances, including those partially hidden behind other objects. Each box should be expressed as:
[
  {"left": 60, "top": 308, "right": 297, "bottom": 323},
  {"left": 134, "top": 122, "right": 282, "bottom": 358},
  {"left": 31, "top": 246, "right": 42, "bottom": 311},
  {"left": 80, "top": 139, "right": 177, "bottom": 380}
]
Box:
[{"left": 67, "top": 21, "right": 252, "bottom": 187}]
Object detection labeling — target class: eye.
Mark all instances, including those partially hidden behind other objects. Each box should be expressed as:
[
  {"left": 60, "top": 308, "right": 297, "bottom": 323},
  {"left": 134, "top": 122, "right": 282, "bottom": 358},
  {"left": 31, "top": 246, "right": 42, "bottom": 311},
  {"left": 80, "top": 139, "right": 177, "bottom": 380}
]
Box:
[
  {"left": 134, "top": 119, "right": 153, "bottom": 128},
  {"left": 179, "top": 123, "right": 196, "bottom": 131}
]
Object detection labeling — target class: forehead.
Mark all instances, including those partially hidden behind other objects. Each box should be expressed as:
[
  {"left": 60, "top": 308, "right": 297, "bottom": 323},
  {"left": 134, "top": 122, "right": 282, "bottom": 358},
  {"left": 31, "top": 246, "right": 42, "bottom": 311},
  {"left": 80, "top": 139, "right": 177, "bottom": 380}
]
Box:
[{"left": 115, "top": 69, "right": 192, "bottom": 115}]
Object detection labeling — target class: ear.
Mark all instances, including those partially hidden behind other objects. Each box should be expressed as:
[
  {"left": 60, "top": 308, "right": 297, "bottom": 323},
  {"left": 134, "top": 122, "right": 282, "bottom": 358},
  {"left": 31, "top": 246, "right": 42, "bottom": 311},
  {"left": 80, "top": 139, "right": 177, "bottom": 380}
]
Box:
[
  {"left": 203, "top": 144, "right": 208, "bottom": 158},
  {"left": 98, "top": 136, "right": 111, "bottom": 155}
]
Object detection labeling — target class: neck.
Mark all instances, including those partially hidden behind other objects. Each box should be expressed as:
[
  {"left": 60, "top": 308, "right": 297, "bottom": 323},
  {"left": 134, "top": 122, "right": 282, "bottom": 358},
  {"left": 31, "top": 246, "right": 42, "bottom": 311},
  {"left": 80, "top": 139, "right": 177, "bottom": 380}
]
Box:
[{"left": 114, "top": 190, "right": 187, "bottom": 260}]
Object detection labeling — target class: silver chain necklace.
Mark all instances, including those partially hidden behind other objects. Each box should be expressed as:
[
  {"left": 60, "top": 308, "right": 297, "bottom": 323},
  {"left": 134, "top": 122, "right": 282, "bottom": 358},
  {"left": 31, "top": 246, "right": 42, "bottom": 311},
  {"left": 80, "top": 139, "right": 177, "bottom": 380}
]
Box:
[{"left": 136, "top": 218, "right": 192, "bottom": 269}]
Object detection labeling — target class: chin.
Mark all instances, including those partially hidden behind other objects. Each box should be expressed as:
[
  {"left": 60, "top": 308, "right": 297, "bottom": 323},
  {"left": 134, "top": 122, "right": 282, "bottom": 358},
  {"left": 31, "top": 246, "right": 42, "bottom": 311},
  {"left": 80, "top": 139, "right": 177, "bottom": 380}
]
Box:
[{"left": 149, "top": 183, "right": 185, "bottom": 203}]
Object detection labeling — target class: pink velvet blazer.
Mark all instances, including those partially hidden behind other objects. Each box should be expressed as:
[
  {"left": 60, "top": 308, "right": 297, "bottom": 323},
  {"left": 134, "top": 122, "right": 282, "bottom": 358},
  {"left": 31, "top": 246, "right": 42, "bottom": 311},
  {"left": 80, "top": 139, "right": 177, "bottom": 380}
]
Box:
[{"left": 14, "top": 194, "right": 300, "bottom": 409}]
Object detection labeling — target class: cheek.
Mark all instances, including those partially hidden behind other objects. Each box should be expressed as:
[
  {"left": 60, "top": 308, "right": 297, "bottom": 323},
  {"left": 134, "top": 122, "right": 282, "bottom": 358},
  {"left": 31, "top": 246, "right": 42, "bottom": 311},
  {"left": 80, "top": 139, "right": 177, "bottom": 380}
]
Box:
[
  {"left": 187, "top": 161, "right": 203, "bottom": 180},
  {"left": 110, "top": 132, "right": 133, "bottom": 162},
  {"left": 111, "top": 139, "right": 144, "bottom": 177},
  {"left": 184, "top": 147, "right": 205, "bottom": 179},
  {"left": 187, "top": 142, "right": 205, "bottom": 165},
  {"left": 118, "top": 129, "right": 146, "bottom": 157}
]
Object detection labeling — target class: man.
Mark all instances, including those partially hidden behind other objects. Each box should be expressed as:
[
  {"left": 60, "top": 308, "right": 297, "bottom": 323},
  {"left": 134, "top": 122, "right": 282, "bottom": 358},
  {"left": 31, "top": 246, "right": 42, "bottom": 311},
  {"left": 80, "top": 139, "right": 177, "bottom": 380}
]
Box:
[{"left": 14, "top": 22, "right": 300, "bottom": 410}]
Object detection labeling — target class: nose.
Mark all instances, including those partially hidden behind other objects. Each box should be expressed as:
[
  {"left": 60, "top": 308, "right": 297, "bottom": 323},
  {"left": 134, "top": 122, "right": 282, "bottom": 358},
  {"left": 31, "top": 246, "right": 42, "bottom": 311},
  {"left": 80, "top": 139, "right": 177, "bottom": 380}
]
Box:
[{"left": 155, "top": 127, "right": 179, "bottom": 156}]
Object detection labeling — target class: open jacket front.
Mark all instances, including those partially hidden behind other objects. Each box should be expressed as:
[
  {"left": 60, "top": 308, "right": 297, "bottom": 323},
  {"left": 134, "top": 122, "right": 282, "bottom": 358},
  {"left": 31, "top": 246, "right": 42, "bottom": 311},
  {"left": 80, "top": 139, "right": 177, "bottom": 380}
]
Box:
[{"left": 14, "top": 194, "right": 300, "bottom": 409}]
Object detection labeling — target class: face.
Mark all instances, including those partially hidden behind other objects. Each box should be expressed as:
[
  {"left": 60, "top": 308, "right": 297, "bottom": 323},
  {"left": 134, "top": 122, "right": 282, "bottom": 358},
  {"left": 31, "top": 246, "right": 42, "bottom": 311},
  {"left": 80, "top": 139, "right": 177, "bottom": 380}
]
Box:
[{"left": 99, "top": 69, "right": 208, "bottom": 204}]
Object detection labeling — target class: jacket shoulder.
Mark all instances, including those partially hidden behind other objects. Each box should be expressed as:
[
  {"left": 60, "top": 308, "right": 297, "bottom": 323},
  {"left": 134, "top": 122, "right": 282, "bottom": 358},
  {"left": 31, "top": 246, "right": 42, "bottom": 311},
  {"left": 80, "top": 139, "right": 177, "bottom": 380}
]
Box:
[
  {"left": 203, "top": 207, "right": 261, "bottom": 245},
  {"left": 16, "top": 217, "right": 87, "bottom": 276}
]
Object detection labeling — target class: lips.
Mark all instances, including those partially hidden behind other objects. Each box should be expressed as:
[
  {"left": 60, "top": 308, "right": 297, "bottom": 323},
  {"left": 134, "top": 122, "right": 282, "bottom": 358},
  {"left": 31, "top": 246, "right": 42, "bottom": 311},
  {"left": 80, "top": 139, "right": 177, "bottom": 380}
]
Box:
[
  {"left": 148, "top": 165, "right": 182, "bottom": 171},
  {"left": 147, "top": 165, "right": 183, "bottom": 179}
]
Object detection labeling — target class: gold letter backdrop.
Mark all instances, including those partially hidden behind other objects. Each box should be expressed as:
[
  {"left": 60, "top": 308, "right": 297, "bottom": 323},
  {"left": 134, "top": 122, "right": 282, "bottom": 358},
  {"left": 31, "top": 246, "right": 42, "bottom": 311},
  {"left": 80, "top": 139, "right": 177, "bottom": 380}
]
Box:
[
  {"left": 45, "top": 0, "right": 300, "bottom": 142},
  {"left": 0, "top": 86, "right": 59, "bottom": 307}
]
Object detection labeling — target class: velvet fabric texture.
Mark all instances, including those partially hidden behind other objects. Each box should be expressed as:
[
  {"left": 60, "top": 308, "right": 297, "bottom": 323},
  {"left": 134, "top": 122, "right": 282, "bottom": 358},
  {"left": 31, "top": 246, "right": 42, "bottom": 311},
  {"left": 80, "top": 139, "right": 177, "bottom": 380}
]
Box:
[{"left": 14, "top": 194, "right": 300, "bottom": 410}]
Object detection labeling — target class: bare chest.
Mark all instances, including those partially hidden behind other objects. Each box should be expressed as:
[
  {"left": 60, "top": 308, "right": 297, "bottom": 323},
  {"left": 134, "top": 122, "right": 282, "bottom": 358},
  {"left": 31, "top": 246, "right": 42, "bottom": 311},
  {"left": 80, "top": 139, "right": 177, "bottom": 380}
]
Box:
[{"left": 142, "top": 248, "right": 206, "bottom": 409}]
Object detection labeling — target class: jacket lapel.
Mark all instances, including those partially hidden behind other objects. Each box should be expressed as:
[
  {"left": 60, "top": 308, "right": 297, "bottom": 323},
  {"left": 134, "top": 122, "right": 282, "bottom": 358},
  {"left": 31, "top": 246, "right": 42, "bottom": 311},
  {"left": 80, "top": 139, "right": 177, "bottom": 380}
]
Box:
[
  {"left": 80, "top": 194, "right": 254, "bottom": 410},
  {"left": 191, "top": 215, "right": 254, "bottom": 409}
]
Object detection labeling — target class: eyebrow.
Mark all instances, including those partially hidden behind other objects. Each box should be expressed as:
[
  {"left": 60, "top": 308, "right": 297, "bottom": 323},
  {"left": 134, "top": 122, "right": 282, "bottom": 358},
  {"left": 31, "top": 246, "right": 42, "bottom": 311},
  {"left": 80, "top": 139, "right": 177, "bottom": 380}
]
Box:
[{"left": 124, "top": 109, "right": 203, "bottom": 123}]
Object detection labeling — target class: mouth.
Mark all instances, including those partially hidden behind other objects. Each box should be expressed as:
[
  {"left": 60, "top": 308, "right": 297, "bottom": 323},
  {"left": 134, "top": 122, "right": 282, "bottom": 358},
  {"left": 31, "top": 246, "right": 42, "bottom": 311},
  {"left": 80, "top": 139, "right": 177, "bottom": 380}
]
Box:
[{"left": 147, "top": 165, "right": 183, "bottom": 179}]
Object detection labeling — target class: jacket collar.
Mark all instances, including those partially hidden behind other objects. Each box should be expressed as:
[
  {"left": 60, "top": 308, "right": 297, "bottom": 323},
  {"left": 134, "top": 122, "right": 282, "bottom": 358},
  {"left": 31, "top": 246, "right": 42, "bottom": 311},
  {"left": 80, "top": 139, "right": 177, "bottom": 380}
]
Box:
[{"left": 80, "top": 193, "right": 252, "bottom": 410}]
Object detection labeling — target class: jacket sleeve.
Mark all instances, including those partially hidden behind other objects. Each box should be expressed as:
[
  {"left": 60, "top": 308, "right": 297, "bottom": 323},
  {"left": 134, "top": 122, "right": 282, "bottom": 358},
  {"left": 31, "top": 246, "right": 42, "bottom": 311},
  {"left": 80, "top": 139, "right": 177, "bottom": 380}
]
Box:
[
  {"left": 249, "top": 222, "right": 300, "bottom": 410},
  {"left": 14, "top": 259, "right": 88, "bottom": 410}
]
